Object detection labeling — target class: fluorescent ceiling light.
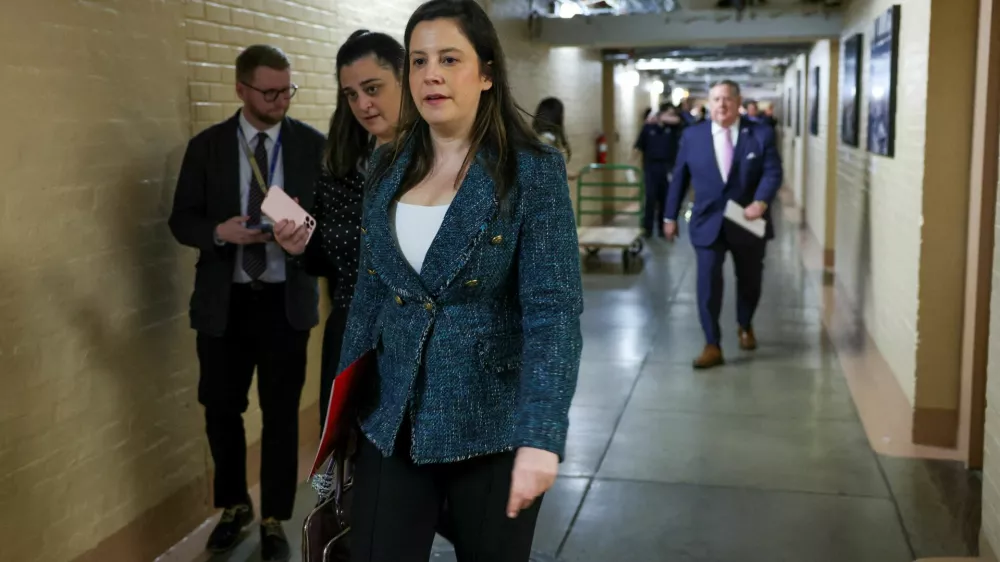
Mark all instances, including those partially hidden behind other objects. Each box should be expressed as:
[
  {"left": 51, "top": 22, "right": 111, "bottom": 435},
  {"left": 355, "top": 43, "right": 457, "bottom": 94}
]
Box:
[
  {"left": 636, "top": 58, "right": 789, "bottom": 71},
  {"left": 558, "top": 1, "right": 582, "bottom": 18}
]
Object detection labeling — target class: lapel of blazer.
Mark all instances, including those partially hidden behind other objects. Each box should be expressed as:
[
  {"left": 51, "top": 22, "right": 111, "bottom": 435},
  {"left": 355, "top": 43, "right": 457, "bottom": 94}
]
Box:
[
  {"left": 222, "top": 112, "right": 242, "bottom": 218},
  {"left": 365, "top": 144, "right": 431, "bottom": 299},
  {"left": 418, "top": 152, "right": 497, "bottom": 295},
  {"left": 732, "top": 117, "right": 754, "bottom": 175}
]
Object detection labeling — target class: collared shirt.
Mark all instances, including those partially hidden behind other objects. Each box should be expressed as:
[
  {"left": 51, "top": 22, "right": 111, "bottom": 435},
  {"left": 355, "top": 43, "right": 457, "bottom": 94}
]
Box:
[
  {"left": 234, "top": 110, "right": 286, "bottom": 283},
  {"left": 663, "top": 119, "right": 741, "bottom": 225},
  {"left": 711, "top": 119, "right": 741, "bottom": 183}
]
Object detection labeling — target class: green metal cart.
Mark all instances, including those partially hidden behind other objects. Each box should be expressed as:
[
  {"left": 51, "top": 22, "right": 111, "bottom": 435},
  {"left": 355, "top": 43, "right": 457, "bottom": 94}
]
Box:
[{"left": 575, "top": 163, "right": 646, "bottom": 268}]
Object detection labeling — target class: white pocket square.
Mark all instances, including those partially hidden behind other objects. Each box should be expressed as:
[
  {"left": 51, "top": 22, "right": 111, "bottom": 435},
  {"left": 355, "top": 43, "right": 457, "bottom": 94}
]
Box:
[{"left": 746, "top": 152, "right": 756, "bottom": 160}]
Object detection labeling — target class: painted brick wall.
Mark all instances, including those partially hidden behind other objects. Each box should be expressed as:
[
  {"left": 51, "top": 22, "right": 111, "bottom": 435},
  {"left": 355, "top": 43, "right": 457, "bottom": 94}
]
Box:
[
  {"left": 0, "top": 2, "right": 194, "bottom": 561},
  {"left": 834, "top": 0, "right": 930, "bottom": 404},
  {"left": 185, "top": 0, "right": 422, "bottom": 135},
  {"left": 0, "top": 1, "right": 599, "bottom": 561},
  {"left": 982, "top": 93, "right": 1000, "bottom": 561},
  {"left": 491, "top": 0, "right": 603, "bottom": 216}
]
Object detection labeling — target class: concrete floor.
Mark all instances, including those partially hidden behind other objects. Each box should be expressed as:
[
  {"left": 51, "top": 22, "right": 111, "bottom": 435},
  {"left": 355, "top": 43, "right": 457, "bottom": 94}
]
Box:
[{"left": 164, "top": 209, "right": 982, "bottom": 562}]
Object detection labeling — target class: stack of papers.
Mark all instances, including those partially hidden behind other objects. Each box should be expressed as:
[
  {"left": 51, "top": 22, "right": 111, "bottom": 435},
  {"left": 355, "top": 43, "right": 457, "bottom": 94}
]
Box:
[{"left": 724, "top": 200, "right": 766, "bottom": 238}]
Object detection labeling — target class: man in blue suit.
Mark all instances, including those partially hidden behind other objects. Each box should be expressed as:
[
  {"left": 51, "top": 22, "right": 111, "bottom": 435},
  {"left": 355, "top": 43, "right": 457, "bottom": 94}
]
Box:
[{"left": 663, "top": 80, "right": 783, "bottom": 369}]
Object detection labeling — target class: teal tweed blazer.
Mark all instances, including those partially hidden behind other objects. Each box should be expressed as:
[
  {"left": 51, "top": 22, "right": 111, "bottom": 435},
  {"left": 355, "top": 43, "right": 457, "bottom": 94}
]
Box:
[{"left": 337, "top": 139, "right": 584, "bottom": 465}]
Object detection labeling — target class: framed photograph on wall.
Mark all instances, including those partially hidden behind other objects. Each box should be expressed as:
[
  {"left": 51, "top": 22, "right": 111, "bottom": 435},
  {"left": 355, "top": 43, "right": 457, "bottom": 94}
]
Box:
[
  {"left": 795, "top": 70, "right": 802, "bottom": 137},
  {"left": 785, "top": 87, "right": 793, "bottom": 127},
  {"left": 840, "top": 33, "right": 863, "bottom": 147},
  {"left": 867, "top": 5, "right": 900, "bottom": 157},
  {"left": 809, "top": 66, "right": 820, "bottom": 136}
]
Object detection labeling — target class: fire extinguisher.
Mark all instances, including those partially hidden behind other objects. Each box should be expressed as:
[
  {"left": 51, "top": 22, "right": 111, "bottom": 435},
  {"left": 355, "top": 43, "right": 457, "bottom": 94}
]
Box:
[{"left": 596, "top": 133, "right": 608, "bottom": 164}]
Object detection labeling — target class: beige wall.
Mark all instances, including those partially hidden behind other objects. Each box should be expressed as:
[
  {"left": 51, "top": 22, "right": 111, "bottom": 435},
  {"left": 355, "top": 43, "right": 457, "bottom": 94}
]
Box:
[
  {"left": 0, "top": 1, "right": 599, "bottom": 561},
  {"left": 835, "top": 0, "right": 976, "bottom": 440},
  {"left": 490, "top": 0, "right": 603, "bottom": 204},
  {"left": 783, "top": 54, "right": 808, "bottom": 215},
  {"left": 984, "top": 115, "right": 1000, "bottom": 555},
  {"left": 835, "top": 0, "right": 930, "bottom": 404},
  {"left": 979, "top": 0, "right": 1000, "bottom": 550},
  {"left": 608, "top": 63, "right": 657, "bottom": 166},
  {"left": 804, "top": 40, "right": 839, "bottom": 257}
]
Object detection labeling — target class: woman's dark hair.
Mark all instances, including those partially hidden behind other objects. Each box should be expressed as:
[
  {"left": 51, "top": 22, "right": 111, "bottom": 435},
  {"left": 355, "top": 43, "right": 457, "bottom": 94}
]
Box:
[
  {"left": 394, "top": 0, "right": 543, "bottom": 201},
  {"left": 532, "top": 97, "right": 571, "bottom": 161},
  {"left": 324, "top": 29, "right": 405, "bottom": 177}
]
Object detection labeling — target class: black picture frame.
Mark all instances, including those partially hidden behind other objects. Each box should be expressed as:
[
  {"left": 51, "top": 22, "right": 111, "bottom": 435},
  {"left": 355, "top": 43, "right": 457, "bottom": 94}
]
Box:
[
  {"left": 785, "top": 87, "right": 793, "bottom": 127},
  {"left": 867, "top": 5, "right": 900, "bottom": 157},
  {"left": 795, "top": 69, "right": 802, "bottom": 137},
  {"left": 840, "top": 33, "right": 863, "bottom": 147},
  {"left": 809, "top": 66, "right": 820, "bottom": 136}
]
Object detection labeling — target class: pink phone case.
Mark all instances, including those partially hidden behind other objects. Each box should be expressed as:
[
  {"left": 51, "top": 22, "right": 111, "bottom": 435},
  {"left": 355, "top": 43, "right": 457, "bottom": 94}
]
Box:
[{"left": 261, "top": 187, "right": 317, "bottom": 245}]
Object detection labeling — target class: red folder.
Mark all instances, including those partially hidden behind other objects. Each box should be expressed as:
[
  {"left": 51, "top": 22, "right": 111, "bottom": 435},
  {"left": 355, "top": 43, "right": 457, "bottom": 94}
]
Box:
[{"left": 309, "top": 350, "right": 374, "bottom": 478}]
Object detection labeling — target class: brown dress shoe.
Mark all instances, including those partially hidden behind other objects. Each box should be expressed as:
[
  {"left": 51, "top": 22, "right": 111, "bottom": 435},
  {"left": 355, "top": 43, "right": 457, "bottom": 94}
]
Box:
[
  {"left": 693, "top": 344, "right": 724, "bottom": 369},
  {"left": 738, "top": 328, "right": 757, "bottom": 351}
]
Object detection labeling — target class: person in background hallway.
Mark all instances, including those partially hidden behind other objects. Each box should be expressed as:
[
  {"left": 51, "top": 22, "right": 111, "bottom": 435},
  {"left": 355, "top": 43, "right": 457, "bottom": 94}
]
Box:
[
  {"left": 744, "top": 100, "right": 776, "bottom": 129},
  {"left": 274, "top": 30, "right": 405, "bottom": 429},
  {"left": 678, "top": 97, "right": 696, "bottom": 125},
  {"left": 168, "top": 44, "right": 325, "bottom": 562},
  {"left": 643, "top": 106, "right": 657, "bottom": 124},
  {"left": 634, "top": 103, "right": 684, "bottom": 237},
  {"left": 532, "top": 96, "right": 576, "bottom": 179},
  {"left": 663, "top": 79, "right": 782, "bottom": 369},
  {"left": 334, "top": 0, "right": 584, "bottom": 559}
]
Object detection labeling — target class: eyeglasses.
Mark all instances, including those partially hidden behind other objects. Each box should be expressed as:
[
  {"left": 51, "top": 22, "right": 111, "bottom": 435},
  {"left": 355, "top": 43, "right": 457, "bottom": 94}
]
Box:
[{"left": 241, "top": 82, "right": 298, "bottom": 102}]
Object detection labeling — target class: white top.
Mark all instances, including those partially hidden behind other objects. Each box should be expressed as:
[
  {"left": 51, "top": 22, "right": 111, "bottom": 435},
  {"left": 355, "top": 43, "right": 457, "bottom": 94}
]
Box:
[
  {"left": 711, "top": 120, "right": 741, "bottom": 183},
  {"left": 389, "top": 201, "right": 451, "bottom": 274}
]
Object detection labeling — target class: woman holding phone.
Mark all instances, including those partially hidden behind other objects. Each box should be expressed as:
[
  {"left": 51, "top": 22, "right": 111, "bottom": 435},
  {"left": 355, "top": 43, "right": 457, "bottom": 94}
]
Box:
[
  {"left": 334, "top": 0, "right": 584, "bottom": 560},
  {"left": 274, "top": 29, "right": 404, "bottom": 427}
]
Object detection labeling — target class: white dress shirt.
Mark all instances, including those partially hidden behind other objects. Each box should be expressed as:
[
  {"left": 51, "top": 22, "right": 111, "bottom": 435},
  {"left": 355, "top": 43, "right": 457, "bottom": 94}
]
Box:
[
  {"left": 711, "top": 120, "right": 741, "bottom": 183},
  {"left": 663, "top": 119, "right": 742, "bottom": 224},
  {"left": 234, "top": 111, "right": 286, "bottom": 283}
]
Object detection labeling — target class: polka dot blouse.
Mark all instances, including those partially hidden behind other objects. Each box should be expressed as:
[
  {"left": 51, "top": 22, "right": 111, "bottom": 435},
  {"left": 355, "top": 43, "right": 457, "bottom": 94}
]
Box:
[{"left": 307, "top": 168, "right": 365, "bottom": 309}]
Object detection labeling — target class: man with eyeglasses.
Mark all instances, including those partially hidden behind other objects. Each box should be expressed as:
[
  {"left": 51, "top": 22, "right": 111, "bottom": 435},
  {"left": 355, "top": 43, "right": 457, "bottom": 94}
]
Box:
[{"left": 169, "top": 44, "right": 324, "bottom": 562}]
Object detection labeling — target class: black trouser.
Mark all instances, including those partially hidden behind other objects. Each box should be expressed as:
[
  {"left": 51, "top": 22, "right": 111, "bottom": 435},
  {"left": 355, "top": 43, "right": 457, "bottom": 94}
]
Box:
[
  {"left": 643, "top": 160, "right": 671, "bottom": 233},
  {"left": 349, "top": 425, "right": 543, "bottom": 562},
  {"left": 196, "top": 282, "right": 310, "bottom": 520},
  {"left": 319, "top": 304, "right": 350, "bottom": 428}
]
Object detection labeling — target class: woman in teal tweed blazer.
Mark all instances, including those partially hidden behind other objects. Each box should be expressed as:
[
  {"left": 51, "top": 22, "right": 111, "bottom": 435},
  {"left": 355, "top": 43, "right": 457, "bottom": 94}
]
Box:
[{"left": 333, "top": 0, "right": 583, "bottom": 559}]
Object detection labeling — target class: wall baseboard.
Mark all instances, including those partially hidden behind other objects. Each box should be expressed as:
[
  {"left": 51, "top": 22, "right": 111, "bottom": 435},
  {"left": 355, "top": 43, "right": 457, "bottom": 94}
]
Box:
[{"left": 914, "top": 406, "right": 961, "bottom": 448}]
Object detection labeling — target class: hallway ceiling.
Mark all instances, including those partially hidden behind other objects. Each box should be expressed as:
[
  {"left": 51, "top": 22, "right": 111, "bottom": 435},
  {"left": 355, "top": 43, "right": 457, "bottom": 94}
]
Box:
[{"left": 620, "top": 42, "right": 810, "bottom": 99}]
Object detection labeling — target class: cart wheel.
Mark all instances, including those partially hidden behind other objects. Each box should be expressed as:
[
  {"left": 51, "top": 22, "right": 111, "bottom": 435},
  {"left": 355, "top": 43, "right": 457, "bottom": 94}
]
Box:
[
  {"left": 586, "top": 247, "right": 600, "bottom": 256},
  {"left": 628, "top": 238, "right": 644, "bottom": 256},
  {"left": 621, "top": 249, "right": 631, "bottom": 271}
]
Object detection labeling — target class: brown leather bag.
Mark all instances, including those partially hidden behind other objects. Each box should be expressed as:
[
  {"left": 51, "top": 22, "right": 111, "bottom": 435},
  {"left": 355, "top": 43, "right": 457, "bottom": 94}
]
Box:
[{"left": 301, "top": 447, "right": 354, "bottom": 562}]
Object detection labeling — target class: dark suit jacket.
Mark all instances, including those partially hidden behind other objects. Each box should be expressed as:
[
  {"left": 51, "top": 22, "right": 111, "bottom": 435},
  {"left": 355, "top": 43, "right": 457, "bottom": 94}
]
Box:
[
  {"left": 664, "top": 117, "right": 783, "bottom": 247},
  {"left": 338, "top": 140, "right": 584, "bottom": 465},
  {"left": 168, "top": 111, "right": 326, "bottom": 337}
]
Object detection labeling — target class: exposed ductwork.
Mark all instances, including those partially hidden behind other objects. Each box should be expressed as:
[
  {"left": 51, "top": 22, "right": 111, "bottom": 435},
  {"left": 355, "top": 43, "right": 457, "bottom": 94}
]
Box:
[{"left": 539, "top": 0, "right": 842, "bottom": 18}]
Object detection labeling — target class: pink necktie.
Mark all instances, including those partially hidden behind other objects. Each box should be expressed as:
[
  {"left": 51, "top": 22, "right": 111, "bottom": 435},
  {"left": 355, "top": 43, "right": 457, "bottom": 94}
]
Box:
[{"left": 721, "top": 129, "right": 734, "bottom": 179}]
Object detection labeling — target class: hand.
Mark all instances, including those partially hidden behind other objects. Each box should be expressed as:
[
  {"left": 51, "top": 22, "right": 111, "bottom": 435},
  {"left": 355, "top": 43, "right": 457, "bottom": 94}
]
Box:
[
  {"left": 662, "top": 221, "right": 678, "bottom": 241},
  {"left": 506, "top": 447, "right": 558, "bottom": 518},
  {"left": 273, "top": 219, "right": 310, "bottom": 255},
  {"left": 215, "top": 215, "right": 271, "bottom": 245},
  {"left": 744, "top": 201, "right": 766, "bottom": 221}
]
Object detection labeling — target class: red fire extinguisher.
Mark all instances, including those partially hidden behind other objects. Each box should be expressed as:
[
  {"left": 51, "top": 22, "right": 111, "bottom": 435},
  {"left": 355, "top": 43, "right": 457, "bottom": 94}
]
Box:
[{"left": 596, "top": 133, "right": 608, "bottom": 164}]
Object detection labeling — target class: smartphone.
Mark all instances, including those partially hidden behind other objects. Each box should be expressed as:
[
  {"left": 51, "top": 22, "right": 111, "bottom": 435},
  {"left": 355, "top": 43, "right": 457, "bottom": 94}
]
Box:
[
  {"left": 261, "top": 187, "right": 317, "bottom": 245},
  {"left": 247, "top": 223, "right": 274, "bottom": 234}
]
